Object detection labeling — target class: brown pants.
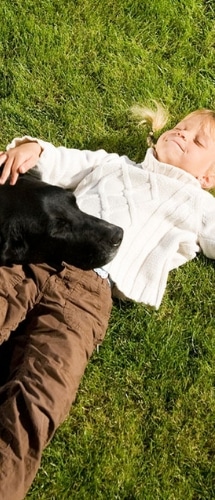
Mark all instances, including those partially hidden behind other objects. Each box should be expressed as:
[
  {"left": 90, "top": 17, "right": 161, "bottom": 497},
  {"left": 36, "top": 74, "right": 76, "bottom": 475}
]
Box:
[{"left": 0, "top": 263, "right": 112, "bottom": 500}]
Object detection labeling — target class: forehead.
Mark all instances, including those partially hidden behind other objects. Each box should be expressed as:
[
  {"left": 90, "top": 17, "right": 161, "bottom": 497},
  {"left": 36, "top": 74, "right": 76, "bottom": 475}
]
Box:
[
  {"left": 176, "top": 115, "right": 205, "bottom": 130},
  {"left": 176, "top": 114, "right": 215, "bottom": 140}
]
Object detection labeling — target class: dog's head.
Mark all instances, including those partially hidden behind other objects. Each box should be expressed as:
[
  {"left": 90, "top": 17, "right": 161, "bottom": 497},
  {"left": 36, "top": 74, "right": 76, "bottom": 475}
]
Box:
[
  {"left": 0, "top": 176, "right": 123, "bottom": 269},
  {"left": 45, "top": 189, "right": 124, "bottom": 269}
]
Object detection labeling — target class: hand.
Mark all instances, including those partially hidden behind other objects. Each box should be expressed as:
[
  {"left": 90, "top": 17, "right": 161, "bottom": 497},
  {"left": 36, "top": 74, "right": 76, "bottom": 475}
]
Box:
[{"left": 0, "top": 142, "right": 43, "bottom": 185}]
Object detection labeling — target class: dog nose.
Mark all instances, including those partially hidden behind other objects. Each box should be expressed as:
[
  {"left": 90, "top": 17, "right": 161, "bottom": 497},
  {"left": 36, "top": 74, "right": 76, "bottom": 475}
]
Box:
[{"left": 110, "top": 226, "right": 124, "bottom": 246}]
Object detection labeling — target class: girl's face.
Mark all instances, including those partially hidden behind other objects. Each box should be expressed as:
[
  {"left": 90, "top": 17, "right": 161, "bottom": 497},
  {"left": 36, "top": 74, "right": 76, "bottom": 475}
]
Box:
[{"left": 155, "top": 115, "right": 215, "bottom": 188}]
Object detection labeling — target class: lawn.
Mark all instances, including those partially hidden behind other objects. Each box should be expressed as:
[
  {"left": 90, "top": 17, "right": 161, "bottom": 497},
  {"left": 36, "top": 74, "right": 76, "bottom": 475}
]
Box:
[{"left": 0, "top": 0, "right": 215, "bottom": 498}]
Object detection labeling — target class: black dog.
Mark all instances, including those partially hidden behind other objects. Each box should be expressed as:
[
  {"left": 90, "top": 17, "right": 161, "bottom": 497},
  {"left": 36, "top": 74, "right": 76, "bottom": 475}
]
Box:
[{"left": 0, "top": 173, "right": 123, "bottom": 269}]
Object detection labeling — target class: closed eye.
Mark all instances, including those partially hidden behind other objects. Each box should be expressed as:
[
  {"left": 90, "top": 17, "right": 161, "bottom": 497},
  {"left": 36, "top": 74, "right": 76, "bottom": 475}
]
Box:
[{"left": 194, "top": 138, "right": 205, "bottom": 147}]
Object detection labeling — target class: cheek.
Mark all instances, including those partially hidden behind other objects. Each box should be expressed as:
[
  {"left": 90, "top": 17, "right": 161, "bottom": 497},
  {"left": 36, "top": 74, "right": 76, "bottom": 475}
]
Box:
[
  {"left": 156, "top": 133, "right": 166, "bottom": 149},
  {"left": 186, "top": 148, "right": 208, "bottom": 171},
  {"left": 154, "top": 135, "right": 167, "bottom": 159},
  {"left": 179, "top": 149, "right": 211, "bottom": 176},
  {"left": 155, "top": 134, "right": 179, "bottom": 164}
]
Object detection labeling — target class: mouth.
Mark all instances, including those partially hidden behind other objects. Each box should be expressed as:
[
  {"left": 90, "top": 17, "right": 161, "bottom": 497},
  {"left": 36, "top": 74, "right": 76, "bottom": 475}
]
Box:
[{"left": 168, "top": 138, "right": 184, "bottom": 152}]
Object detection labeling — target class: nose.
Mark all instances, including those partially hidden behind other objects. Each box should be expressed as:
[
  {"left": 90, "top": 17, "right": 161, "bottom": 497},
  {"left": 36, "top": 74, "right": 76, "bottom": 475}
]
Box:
[
  {"left": 176, "top": 130, "right": 186, "bottom": 139},
  {"left": 110, "top": 226, "right": 124, "bottom": 247}
]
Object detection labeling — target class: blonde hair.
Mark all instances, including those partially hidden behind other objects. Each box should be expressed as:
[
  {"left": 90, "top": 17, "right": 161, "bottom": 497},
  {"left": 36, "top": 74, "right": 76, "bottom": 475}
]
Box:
[
  {"left": 130, "top": 100, "right": 169, "bottom": 146},
  {"left": 131, "top": 103, "right": 215, "bottom": 151},
  {"left": 183, "top": 109, "right": 215, "bottom": 140}
]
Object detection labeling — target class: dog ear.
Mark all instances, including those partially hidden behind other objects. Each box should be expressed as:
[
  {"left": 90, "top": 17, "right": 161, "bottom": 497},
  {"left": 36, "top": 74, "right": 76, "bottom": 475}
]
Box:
[
  {"left": 48, "top": 218, "right": 73, "bottom": 238},
  {"left": 0, "top": 237, "right": 29, "bottom": 264}
]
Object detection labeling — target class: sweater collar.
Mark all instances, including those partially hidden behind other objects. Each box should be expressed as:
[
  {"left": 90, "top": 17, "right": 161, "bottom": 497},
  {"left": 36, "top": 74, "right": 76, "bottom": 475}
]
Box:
[{"left": 142, "top": 148, "right": 202, "bottom": 189}]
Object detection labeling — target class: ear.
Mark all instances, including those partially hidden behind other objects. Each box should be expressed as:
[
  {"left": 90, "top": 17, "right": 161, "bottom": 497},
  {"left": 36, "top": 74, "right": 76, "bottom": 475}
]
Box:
[
  {"left": 0, "top": 237, "right": 29, "bottom": 264},
  {"left": 199, "top": 175, "right": 215, "bottom": 190},
  {"left": 49, "top": 219, "right": 71, "bottom": 238}
]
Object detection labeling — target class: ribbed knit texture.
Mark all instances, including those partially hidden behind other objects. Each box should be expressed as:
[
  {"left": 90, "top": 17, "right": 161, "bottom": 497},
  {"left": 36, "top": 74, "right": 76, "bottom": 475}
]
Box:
[{"left": 7, "top": 138, "right": 215, "bottom": 308}]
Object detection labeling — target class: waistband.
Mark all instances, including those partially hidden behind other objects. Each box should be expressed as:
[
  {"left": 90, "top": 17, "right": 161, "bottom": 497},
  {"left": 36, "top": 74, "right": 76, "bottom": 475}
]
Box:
[
  {"left": 61, "top": 262, "right": 111, "bottom": 287},
  {"left": 94, "top": 268, "right": 111, "bottom": 286}
]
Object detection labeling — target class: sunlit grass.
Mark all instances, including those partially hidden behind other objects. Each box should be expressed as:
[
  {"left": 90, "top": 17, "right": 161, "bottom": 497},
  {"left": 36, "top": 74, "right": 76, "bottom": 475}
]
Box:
[{"left": 0, "top": 0, "right": 215, "bottom": 498}]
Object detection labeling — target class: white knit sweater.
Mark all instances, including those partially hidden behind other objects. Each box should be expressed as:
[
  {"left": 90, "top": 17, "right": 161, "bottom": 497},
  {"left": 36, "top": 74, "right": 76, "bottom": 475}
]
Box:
[{"left": 7, "top": 137, "right": 215, "bottom": 308}]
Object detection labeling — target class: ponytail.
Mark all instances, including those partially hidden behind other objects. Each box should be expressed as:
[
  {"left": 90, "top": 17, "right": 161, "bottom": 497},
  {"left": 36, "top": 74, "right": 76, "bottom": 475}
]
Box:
[{"left": 130, "top": 101, "right": 169, "bottom": 146}]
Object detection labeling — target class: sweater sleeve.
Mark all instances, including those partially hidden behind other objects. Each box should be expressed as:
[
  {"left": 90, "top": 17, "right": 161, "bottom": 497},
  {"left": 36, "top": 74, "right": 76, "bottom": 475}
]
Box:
[
  {"left": 6, "top": 135, "right": 120, "bottom": 189},
  {"left": 198, "top": 192, "right": 215, "bottom": 259}
]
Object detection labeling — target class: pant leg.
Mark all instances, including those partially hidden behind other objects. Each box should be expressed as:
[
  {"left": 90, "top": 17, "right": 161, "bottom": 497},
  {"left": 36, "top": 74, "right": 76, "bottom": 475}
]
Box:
[
  {"left": 0, "top": 265, "right": 112, "bottom": 500},
  {"left": 0, "top": 263, "right": 57, "bottom": 344}
]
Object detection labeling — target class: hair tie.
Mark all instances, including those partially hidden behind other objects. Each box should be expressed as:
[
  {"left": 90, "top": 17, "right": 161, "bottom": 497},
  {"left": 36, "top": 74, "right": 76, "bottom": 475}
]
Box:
[{"left": 147, "top": 131, "right": 155, "bottom": 147}]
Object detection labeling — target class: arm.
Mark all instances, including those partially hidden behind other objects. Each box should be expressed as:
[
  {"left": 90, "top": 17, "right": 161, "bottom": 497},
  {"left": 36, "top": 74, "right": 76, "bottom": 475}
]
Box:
[
  {"left": 198, "top": 191, "right": 215, "bottom": 259},
  {"left": 0, "top": 136, "right": 120, "bottom": 187}
]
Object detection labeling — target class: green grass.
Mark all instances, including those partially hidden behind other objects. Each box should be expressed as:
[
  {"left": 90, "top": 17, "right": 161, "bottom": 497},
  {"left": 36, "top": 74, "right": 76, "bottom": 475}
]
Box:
[{"left": 0, "top": 0, "right": 215, "bottom": 498}]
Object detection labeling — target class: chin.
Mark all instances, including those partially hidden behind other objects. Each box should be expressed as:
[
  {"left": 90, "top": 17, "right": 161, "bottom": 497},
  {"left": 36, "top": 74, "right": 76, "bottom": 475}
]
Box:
[{"left": 157, "top": 145, "right": 183, "bottom": 167}]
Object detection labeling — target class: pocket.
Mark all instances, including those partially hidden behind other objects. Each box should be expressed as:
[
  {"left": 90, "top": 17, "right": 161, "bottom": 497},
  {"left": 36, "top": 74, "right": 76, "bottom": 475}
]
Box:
[
  {"left": 0, "top": 297, "right": 8, "bottom": 329},
  {"left": 62, "top": 276, "right": 112, "bottom": 346}
]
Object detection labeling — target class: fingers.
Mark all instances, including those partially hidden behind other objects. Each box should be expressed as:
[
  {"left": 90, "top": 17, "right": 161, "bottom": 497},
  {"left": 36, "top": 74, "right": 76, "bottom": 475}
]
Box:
[
  {"left": 0, "top": 152, "right": 7, "bottom": 167},
  {"left": 9, "top": 159, "right": 33, "bottom": 185},
  {"left": 0, "top": 154, "right": 15, "bottom": 184},
  {"left": 9, "top": 169, "right": 20, "bottom": 186},
  {"left": 0, "top": 142, "right": 42, "bottom": 185},
  {"left": 0, "top": 157, "right": 21, "bottom": 185},
  {"left": 0, "top": 155, "right": 23, "bottom": 185}
]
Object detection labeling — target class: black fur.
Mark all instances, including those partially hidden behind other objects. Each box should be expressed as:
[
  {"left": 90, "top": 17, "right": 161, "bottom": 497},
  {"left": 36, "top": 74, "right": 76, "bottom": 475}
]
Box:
[{"left": 0, "top": 174, "right": 123, "bottom": 269}]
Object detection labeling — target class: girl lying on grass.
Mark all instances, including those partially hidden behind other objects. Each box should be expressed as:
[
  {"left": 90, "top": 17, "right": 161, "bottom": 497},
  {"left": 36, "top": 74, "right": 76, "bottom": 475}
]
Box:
[{"left": 0, "top": 103, "right": 215, "bottom": 500}]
